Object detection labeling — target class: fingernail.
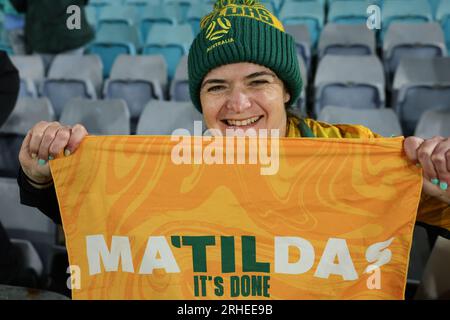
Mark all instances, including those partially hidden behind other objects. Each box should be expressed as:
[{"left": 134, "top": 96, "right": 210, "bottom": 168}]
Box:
[
  {"left": 431, "top": 178, "right": 440, "bottom": 185},
  {"left": 440, "top": 182, "right": 448, "bottom": 191},
  {"left": 38, "top": 159, "right": 47, "bottom": 166},
  {"left": 48, "top": 156, "right": 54, "bottom": 161},
  {"left": 64, "top": 149, "right": 71, "bottom": 157},
  {"left": 31, "top": 153, "right": 37, "bottom": 159}
]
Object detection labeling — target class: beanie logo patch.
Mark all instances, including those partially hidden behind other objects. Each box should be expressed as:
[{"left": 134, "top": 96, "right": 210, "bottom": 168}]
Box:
[
  {"left": 201, "top": 4, "right": 284, "bottom": 33},
  {"left": 206, "top": 17, "right": 232, "bottom": 41}
]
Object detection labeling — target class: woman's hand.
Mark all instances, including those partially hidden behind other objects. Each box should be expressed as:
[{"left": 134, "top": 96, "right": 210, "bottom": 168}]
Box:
[
  {"left": 19, "top": 121, "right": 88, "bottom": 188},
  {"left": 404, "top": 136, "right": 450, "bottom": 204}
]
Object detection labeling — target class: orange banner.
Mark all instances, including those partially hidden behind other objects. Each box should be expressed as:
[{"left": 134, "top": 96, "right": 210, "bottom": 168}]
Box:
[{"left": 50, "top": 136, "right": 422, "bottom": 300}]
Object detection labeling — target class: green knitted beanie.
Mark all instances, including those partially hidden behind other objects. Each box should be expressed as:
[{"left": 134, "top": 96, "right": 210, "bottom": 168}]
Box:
[{"left": 188, "top": 0, "right": 302, "bottom": 113}]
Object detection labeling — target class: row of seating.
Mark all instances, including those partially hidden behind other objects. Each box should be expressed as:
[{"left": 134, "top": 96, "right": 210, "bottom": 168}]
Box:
[
  {"left": 10, "top": 52, "right": 450, "bottom": 136},
  {"left": 1, "top": 94, "right": 448, "bottom": 174},
  {"left": 83, "top": 18, "right": 450, "bottom": 79},
  {"left": 83, "top": 0, "right": 450, "bottom": 47}
]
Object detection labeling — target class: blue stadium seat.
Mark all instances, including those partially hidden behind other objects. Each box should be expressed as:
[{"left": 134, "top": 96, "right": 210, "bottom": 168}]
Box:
[
  {"left": 383, "top": 23, "right": 447, "bottom": 82},
  {"left": 279, "top": 1, "right": 325, "bottom": 46},
  {"left": 41, "top": 55, "right": 103, "bottom": 117},
  {"left": 381, "top": 0, "right": 433, "bottom": 41},
  {"left": 60, "top": 98, "right": 131, "bottom": 135},
  {"left": 142, "top": 24, "right": 194, "bottom": 80},
  {"left": 104, "top": 54, "right": 167, "bottom": 132},
  {"left": 98, "top": 4, "right": 140, "bottom": 28},
  {"left": 85, "top": 5, "right": 98, "bottom": 30},
  {"left": 393, "top": 57, "right": 450, "bottom": 136},
  {"left": 327, "top": 0, "right": 369, "bottom": 25},
  {"left": 11, "top": 55, "right": 45, "bottom": 98},
  {"left": 436, "top": 0, "right": 450, "bottom": 53},
  {"left": 187, "top": 2, "right": 215, "bottom": 36},
  {"left": 140, "top": 4, "right": 177, "bottom": 41},
  {"left": 125, "top": 0, "right": 162, "bottom": 7},
  {"left": 318, "top": 23, "right": 376, "bottom": 59},
  {"left": 88, "top": 23, "right": 142, "bottom": 77},
  {"left": 164, "top": 0, "right": 193, "bottom": 23},
  {"left": 314, "top": 55, "right": 385, "bottom": 116},
  {"left": 137, "top": 100, "right": 204, "bottom": 135},
  {"left": 89, "top": 0, "right": 124, "bottom": 8},
  {"left": 428, "top": 0, "right": 441, "bottom": 17}
]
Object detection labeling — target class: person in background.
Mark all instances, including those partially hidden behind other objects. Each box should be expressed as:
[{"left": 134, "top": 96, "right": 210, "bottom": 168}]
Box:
[
  {"left": 10, "top": 0, "right": 94, "bottom": 72},
  {"left": 0, "top": 0, "right": 25, "bottom": 54},
  {"left": 0, "top": 50, "right": 18, "bottom": 126},
  {"left": 0, "top": 51, "right": 28, "bottom": 287}
]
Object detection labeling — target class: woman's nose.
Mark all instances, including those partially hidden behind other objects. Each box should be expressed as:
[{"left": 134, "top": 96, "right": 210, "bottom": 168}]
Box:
[{"left": 226, "top": 87, "right": 251, "bottom": 113}]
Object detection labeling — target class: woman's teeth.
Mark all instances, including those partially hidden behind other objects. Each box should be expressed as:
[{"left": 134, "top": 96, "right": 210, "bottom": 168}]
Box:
[{"left": 226, "top": 116, "right": 260, "bottom": 127}]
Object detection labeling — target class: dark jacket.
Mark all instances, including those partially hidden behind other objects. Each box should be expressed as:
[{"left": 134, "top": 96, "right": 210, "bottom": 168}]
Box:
[
  {"left": 0, "top": 51, "right": 19, "bottom": 127},
  {"left": 10, "top": 0, "right": 94, "bottom": 54}
]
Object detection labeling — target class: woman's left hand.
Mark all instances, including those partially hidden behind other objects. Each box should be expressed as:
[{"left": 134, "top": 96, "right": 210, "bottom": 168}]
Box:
[{"left": 404, "top": 136, "right": 450, "bottom": 204}]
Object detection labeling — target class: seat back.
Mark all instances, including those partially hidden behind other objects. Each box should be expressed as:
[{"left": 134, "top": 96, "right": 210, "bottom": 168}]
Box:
[
  {"left": 137, "top": 101, "right": 204, "bottom": 135},
  {"left": 414, "top": 109, "right": 450, "bottom": 139},
  {"left": 318, "top": 106, "right": 403, "bottom": 137},
  {"left": 59, "top": 98, "right": 131, "bottom": 135}
]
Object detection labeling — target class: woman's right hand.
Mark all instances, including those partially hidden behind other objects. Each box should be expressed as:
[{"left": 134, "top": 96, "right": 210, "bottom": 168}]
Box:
[{"left": 19, "top": 121, "right": 88, "bottom": 187}]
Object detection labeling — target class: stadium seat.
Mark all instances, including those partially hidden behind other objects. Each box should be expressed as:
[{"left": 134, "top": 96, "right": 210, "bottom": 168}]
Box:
[
  {"left": 104, "top": 55, "right": 167, "bottom": 132},
  {"left": 89, "top": 0, "right": 123, "bottom": 7},
  {"left": 285, "top": 24, "right": 312, "bottom": 72},
  {"left": 8, "top": 238, "right": 44, "bottom": 288},
  {"left": 428, "top": 0, "right": 441, "bottom": 17},
  {"left": 414, "top": 236, "right": 450, "bottom": 300},
  {"left": 292, "top": 55, "right": 308, "bottom": 117},
  {"left": 383, "top": 23, "right": 447, "bottom": 82},
  {"left": 59, "top": 99, "right": 131, "bottom": 135},
  {"left": 142, "top": 24, "right": 194, "bottom": 80},
  {"left": 436, "top": 0, "right": 450, "bottom": 51},
  {"left": 41, "top": 55, "right": 103, "bottom": 117},
  {"left": 314, "top": 55, "right": 385, "bottom": 116},
  {"left": 279, "top": 0, "right": 325, "bottom": 46},
  {"left": 317, "top": 106, "right": 403, "bottom": 137},
  {"left": 0, "top": 98, "right": 55, "bottom": 178},
  {"left": 186, "top": 2, "right": 213, "bottom": 35},
  {"left": 88, "top": 23, "right": 142, "bottom": 78},
  {"left": 137, "top": 101, "right": 204, "bottom": 135},
  {"left": 327, "top": 0, "right": 369, "bottom": 25},
  {"left": 85, "top": 5, "right": 98, "bottom": 30},
  {"left": 0, "top": 177, "right": 62, "bottom": 282},
  {"left": 170, "top": 55, "right": 189, "bottom": 102},
  {"left": 125, "top": 0, "right": 162, "bottom": 7},
  {"left": 414, "top": 109, "right": 450, "bottom": 138},
  {"left": 98, "top": 5, "right": 139, "bottom": 28},
  {"left": 318, "top": 23, "right": 376, "bottom": 59},
  {"left": 140, "top": 4, "right": 177, "bottom": 41},
  {"left": 10, "top": 55, "right": 45, "bottom": 98},
  {"left": 393, "top": 57, "right": 450, "bottom": 136},
  {"left": 381, "top": 0, "right": 433, "bottom": 41},
  {"left": 164, "top": 0, "right": 194, "bottom": 23},
  {"left": 406, "top": 225, "right": 434, "bottom": 298}
]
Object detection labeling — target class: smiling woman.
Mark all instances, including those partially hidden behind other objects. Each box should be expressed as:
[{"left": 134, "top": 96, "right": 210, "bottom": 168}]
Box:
[
  {"left": 14, "top": 0, "right": 450, "bottom": 292},
  {"left": 200, "top": 63, "right": 290, "bottom": 137}
]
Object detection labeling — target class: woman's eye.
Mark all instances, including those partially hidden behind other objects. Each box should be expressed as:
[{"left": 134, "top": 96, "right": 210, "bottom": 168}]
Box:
[
  {"left": 207, "top": 86, "right": 225, "bottom": 92},
  {"left": 250, "top": 80, "right": 269, "bottom": 86}
]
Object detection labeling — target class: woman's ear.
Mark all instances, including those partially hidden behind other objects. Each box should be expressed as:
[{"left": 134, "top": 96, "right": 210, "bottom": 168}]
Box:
[{"left": 284, "top": 90, "right": 291, "bottom": 104}]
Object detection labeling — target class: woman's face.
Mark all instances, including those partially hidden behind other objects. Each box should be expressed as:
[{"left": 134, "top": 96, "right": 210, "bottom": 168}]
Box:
[{"left": 200, "top": 62, "right": 291, "bottom": 136}]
